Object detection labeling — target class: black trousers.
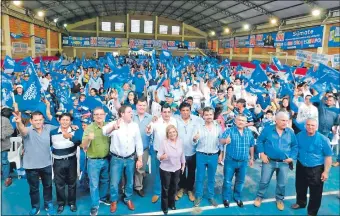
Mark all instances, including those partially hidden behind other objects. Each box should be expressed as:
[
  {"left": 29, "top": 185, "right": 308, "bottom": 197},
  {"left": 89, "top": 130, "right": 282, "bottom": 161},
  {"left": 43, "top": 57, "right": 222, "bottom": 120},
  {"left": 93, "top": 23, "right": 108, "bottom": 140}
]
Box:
[
  {"left": 178, "top": 154, "right": 196, "bottom": 191},
  {"left": 53, "top": 156, "right": 78, "bottom": 206},
  {"left": 26, "top": 165, "right": 53, "bottom": 208},
  {"left": 160, "top": 168, "right": 181, "bottom": 211},
  {"left": 296, "top": 160, "right": 324, "bottom": 216}
]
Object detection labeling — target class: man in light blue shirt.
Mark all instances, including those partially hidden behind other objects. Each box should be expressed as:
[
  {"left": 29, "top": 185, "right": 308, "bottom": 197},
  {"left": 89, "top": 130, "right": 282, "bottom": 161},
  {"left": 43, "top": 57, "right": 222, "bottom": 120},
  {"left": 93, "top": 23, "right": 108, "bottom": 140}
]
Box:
[
  {"left": 192, "top": 107, "right": 225, "bottom": 207},
  {"left": 291, "top": 118, "right": 332, "bottom": 216},
  {"left": 174, "top": 102, "right": 204, "bottom": 202},
  {"left": 254, "top": 111, "right": 298, "bottom": 211},
  {"left": 132, "top": 97, "right": 152, "bottom": 197}
]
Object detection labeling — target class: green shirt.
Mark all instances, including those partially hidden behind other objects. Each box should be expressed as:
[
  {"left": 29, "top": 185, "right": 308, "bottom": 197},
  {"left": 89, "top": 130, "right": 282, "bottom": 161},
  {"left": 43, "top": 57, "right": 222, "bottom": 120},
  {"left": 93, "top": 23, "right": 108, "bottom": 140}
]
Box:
[{"left": 83, "top": 122, "right": 110, "bottom": 158}]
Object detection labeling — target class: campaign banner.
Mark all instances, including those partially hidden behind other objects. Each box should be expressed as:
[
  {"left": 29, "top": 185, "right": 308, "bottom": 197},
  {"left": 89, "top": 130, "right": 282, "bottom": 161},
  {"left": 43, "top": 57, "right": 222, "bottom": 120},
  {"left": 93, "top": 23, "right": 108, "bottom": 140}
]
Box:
[
  {"left": 328, "top": 26, "right": 340, "bottom": 47},
  {"left": 188, "top": 41, "right": 196, "bottom": 50},
  {"left": 167, "top": 40, "right": 177, "bottom": 50},
  {"left": 332, "top": 54, "right": 340, "bottom": 68},
  {"left": 71, "top": 36, "right": 91, "bottom": 47},
  {"left": 175, "top": 40, "right": 189, "bottom": 50},
  {"left": 62, "top": 36, "right": 70, "bottom": 46},
  {"left": 296, "top": 50, "right": 332, "bottom": 65},
  {"left": 97, "top": 37, "right": 116, "bottom": 48},
  {"left": 222, "top": 38, "right": 235, "bottom": 48},
  {"left": 234, "top": 36, "right": 250, "bottom": 48},
  {"left": 255, "top": 32, "right": 277, "bottom": 47},
  {"left": 248, "top": 35, "right": 255, "bottom": 48},
  {"left": 90, "top": 37, "right": 97, "bottom": 47},
  {"left": 281, "top": 26, "right": 324, "bottom": 50},
  {"left": 35, "top": 37, "right": 46, "bottom": 54},
  {"left": 12, "top": 42, "right": 28, "bottom": 53},
  {"left": 274, "top": 31, "right": 285, "bottom": 47}
]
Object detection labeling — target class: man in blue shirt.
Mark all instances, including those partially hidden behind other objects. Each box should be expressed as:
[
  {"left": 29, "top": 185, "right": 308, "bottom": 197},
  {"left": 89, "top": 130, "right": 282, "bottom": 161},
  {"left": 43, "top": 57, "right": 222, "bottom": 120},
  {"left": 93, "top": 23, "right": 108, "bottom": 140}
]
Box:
[
  {"left": 132, "top": 72, "right": 146, "bottom": 99},
  {"left": 291, "top": 118, "right": 332, "bottom": 216},
  {"left": 254, "top": 111, "right": 298, "bottom": 211},
  {"left": 132, "top": 97, "right": 152, "bottom": 197},
  {"left": 221, "top": 114, "right": 255, "bottom": 208},
  {"left": 232, "top": 99, "right": 254, "bottom": 126}
]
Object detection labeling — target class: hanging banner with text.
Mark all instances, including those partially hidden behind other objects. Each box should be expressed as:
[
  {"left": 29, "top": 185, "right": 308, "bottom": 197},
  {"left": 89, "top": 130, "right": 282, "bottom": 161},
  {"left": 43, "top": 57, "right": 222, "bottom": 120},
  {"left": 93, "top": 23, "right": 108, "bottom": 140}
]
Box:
[
  {"left": 328, "top": 26, "right": 340, "bottom": 47},
  {"left": 295, "top": 50, "right": 332, "bottom": 65},
  {"left": 332, "top": 54, "right": 339, "bottom": 68},
  {"left": 255, "top": 32, "right": 277, "bottom": 47},
  {"left": 280, "top": 26, "right": 324, "bottom": 50},
  {"left": 35, "top": 37, "right": 46, "bottom": 54}
]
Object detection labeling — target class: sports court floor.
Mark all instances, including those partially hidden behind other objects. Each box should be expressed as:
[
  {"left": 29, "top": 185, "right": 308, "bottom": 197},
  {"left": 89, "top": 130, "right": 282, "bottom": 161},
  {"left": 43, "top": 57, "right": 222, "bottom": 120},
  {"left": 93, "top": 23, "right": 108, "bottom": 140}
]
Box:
[{"left": 2, "top": 159, "right": 339, "bottom": 215}]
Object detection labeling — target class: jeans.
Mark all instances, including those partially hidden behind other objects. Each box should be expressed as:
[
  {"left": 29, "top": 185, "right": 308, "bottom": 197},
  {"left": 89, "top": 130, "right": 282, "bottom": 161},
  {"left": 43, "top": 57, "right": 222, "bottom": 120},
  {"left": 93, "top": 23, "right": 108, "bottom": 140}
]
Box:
[
  {"left": 1, "top": 151, "right": 10, "bottom": 180},
  {"left": 151, "top": 149, "right": 161, "bottom": 196},
  {"left": 256, "top": 161, "right": 289, "bottom": 201},
  {"left": 53, "top": 156, "right": 77, "bottom": 206},
  {"left": 337, "top": 154, "right": 340, "bottom": 163},
  {"left": 134, "top": 149, "right": 149, "bottom": 191},
  {"left": 178, "top": 154, "right": 196, "bottom": 191},
  {"left": 87, "top": 158, "right": 109, "bottom": 208},
  {"left": 110, "top": 155, "right": 135, "bottom": 202},
  {"left": 25, "top": 165, "right": 53, "bottom": 209},
  {"left": 295, "top": 161, "right": 324, "bottom": 216},
  {"left": 160, "top": 168, "right": 181, "bottom": 211},
  {"left": 195, "top": 152, "right": 218, "bottom": 199},
  {"left": 222, "top": 157, "right": 247, "bottom": 201}
]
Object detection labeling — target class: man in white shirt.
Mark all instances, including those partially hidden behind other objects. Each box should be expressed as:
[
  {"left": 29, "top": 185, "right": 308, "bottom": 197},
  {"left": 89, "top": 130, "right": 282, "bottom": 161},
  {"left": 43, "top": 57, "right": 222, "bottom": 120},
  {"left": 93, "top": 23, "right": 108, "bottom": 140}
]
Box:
[
  {"left": 186, "top": 84, "right": 204, "bottom": 109},
  {"left": 102, "top": 105, "right": 143, "bottom": 213},
  {"left": 41, "top": 73, "right": 52, "bottom": 91},
  {"left": 146, "top": 104, "right": 177, "bottom": 203},
  {"left": 88, "top": 72, "right": 103, "bottom": 91},
  {"left": 296, "top": 95, "right": 318, "bottom": 126}
]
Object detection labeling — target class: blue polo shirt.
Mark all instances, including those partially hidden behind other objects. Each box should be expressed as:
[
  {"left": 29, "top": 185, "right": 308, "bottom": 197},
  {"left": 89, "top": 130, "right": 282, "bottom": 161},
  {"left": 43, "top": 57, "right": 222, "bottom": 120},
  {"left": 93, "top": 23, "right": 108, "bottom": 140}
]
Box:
[
  {"left": 133, "top": 77, "right": 146, "bottom": 93},
  {"left": 233, "top": 107, "right": 253, "bottom": 124},
  {"left": 257, "top": 125, "right": 298, "bottom": 160},
  {"left": 297, "top": 130, "right": 332, "bottom": 167}
]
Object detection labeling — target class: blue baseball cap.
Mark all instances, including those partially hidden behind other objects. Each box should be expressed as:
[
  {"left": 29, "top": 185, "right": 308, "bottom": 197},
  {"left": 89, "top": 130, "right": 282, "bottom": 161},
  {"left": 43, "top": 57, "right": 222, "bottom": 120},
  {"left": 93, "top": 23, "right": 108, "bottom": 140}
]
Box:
[{"left": 165, "top": 93, "right": 174, "bottom": 98}]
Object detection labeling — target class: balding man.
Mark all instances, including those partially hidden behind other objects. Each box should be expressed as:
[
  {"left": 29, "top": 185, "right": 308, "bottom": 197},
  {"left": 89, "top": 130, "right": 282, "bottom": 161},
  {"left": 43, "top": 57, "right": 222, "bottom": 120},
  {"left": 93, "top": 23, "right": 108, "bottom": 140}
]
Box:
[
  {"left": 254, "top": 112, "right": 298, "bottom": 211},
  {"left": 291, "top": 118, "right": 332, "bottom": 216}
]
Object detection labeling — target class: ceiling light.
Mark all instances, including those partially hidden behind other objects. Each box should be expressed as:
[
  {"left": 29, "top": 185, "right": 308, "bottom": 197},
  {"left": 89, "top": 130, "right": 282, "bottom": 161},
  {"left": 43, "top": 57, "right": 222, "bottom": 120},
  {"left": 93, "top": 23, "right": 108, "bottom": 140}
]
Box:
[
  {"left": 224, "top": 28, "right": 230, "bottom": 33},
  {"left": 210, "top": 31, "right": 215, "bottom": 36},
  {"left": 12, "top": 1, "right": 21, "bottom": 6},
  {"left": 243, "top": 24, "right": 250, "bottom": 30},
  {"left": 270, "top": 18, "right": 277, "bottom": 24},
  {"left": 63, "top": 23, "right": 67, "bottom": 27},
  {"left": 312, "top": 9, "right": 321, "bottom": 16},
  {"left": 53, "top": 18, "right": 58, "bottom": 23},
  {"left": 37, "top": 11, "right": 44, "bottom": 17}
]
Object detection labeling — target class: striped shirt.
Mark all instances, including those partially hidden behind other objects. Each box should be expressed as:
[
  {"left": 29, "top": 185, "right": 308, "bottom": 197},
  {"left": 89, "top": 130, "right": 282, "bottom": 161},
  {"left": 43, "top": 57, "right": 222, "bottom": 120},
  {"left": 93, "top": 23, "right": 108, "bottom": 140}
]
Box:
[
  {"left": 50, "top": 127, "right": 82, "bottom": 159},
  {"left": 194, "top": 121, "right": 223, "bottom": 154},
  {"left": 222, "top": 126, "right": 254, "bottom": 161},
  {"left": 233, "top": 107, "right": 253, "bottom": 124}
]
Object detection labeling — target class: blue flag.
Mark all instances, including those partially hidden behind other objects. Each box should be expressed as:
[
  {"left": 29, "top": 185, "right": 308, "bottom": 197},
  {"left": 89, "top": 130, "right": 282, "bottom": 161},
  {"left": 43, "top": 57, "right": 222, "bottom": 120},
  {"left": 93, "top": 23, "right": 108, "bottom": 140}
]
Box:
[
  {"left": 283, "top": 65, "right": 295, "bottom": 82},
  {"left": 156, "top": 76, "right": 167, "bottom": 90},
  {"left": 313, "top": 63, "right": 339, "bottom": 88},
  {"left": 266, "top": 65, "right": 277, "bottom": 74},
  {"left": 3, "top": 55, "right": 15, "bottom": 69},
  {"left": 1, "top": 73, "right": 14, "bottom": 107},
  {"left": 272, "top": 56, "right": 284, "bottom": 71},
  {"left": 236, "top": 64, "right": 243, "bottom": 72},
  {"left": 251, "top": 63, "right": 268, "bottom": 83},
  {"left": 245, "top": 81, "right": 267, "bottom": 95},
  {"left": 40, "top": 57, "right": 47, "bottom": 74},
  {"left": 223, "top": 58, "right": 230, "bottom": 65}
]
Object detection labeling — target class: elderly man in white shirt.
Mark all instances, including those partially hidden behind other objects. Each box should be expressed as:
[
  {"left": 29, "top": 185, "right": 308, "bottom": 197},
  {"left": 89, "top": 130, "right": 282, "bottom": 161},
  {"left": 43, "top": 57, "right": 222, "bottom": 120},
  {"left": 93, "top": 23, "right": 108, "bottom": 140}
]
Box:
[
  {"left": 102, "top": 105, "right": 143, "bottom": 213},
  {"left": 146, "top": 104, "right": 178, "bottom": 203},
  {"left": 296, "top": 95, "right": 318, "bottom": 126}
]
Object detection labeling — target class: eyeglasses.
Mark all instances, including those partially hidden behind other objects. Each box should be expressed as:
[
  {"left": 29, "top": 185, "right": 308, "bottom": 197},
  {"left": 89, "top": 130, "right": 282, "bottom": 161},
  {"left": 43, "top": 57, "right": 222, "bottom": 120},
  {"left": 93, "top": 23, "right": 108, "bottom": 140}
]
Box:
[{"left": 94, "top": 113, "right": 105, "bottom": 116}]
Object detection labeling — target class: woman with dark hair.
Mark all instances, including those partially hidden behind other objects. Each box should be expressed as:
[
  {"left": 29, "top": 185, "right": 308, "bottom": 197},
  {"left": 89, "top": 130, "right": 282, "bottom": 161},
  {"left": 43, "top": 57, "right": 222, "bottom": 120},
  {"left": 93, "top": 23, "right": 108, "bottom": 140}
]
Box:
[
  {"left": 14, "top": 85, "right": 24, "bottom": 109},
  {"left": 123, "top": 91, "right": 138, "bottom": 110},
  {"left": 276, "top": 97, "right": 294, "bottom": 128},
  {"left": 214, "top": 103, "right": 226, "bottom": 131},
  {"left": 47, "top": 86, "right": 60, "bottom": 115}
]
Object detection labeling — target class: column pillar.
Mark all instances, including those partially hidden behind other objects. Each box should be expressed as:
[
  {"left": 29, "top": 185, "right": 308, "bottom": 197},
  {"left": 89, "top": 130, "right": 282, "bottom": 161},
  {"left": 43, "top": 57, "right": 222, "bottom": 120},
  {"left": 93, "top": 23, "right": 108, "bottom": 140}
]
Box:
[
  {"left": 181, "top": 22, "right": 184, "bottom": 41},
  {"left": 248, "top": 48, "right": 253, "bottom": 62},
  {"left": 230, "top": 48, "right": 233, "bottom": 60},
  {"left": 2, "top": 14, "right": 11, "bottom": 57},
  {"left": 30, "top": 23, "right": 36, "bottom": 58},
  {"left": 155, "top": 16, "right": 158, "bottom": 39},
  {"left": 96, "top": 17, "right": 99, "bottom": 37},
  {"left": 73, "top": 47, "right": 76, "bottom": 58},
  {"left": 58, "top": 32, "right": 62, "bottom": 53},
  {"left": 318, "top": 24, "right": 330, "bottom": 54},
  {"left": 47, "top": 29, "right": 51, "bottom": 56},
  {"left": 126, "top": 14, "right": 129, "bottom": 39}
]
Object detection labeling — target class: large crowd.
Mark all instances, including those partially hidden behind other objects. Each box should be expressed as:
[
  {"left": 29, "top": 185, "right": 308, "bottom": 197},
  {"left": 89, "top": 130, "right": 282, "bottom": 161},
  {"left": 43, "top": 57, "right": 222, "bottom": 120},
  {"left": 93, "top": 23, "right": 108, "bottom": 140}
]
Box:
[{"left": 1, "top": 52, "right": 339, "bottom": 216}]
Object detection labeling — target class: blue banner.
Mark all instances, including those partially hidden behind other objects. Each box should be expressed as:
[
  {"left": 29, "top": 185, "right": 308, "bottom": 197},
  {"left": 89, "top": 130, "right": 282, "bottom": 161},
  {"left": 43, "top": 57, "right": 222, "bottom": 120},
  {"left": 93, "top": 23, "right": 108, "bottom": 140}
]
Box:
[
  {"left": 328, "top": 26, "right": 340, "bottom": 47},
  {"left": 234, "top": 36, "right": 250, "bottom": 48},
  {"left": 175, "top": 40, "right": 189, "bottom": 49},
  {"left": 71, "top": 36, "right": 91, "bottom": 47},
  {"left": 255, "top": 32, "right": 277, "bottom": 47},
  {"left": 97, "top": 37, "right": 116, "bottom": 47},
  {"left": 221, "top": 38, "right": 234, "bottom": 48},
  {"left": 281, "top": 26, "right": 324, "bottom": 50}
]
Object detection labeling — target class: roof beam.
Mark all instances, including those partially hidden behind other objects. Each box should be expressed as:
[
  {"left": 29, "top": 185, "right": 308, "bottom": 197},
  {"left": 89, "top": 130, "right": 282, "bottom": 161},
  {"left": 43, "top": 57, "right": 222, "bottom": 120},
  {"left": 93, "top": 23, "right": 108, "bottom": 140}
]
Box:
[
  {"left": 158, "top": 0, "right": 176, "bottom": 17},
  {"left": 89, "top": 1, "right": 100, "bottom": 17},
  {"left": 184, "top": 0, "right": 226, "bottom": 25},
  {"left": 164, "top": 1, "right": 187, "bottom": 18},
  {"left": 36, "top": 0, "right": 66, "bottom": 21},
  {"left": 141, "top": 0, "right": 152, "bottom": 15},
  {"left": 150, "top": 0, "right": 163, "bottom": 16},
  {"left": 73, "top": 1, "right": 91, "bottom": 19},
  {"left": 172, "top": 1, "right": 203, "bottom": 21},
  {"left": 234, "top": 0, "right": 275, "bottom": 16}
]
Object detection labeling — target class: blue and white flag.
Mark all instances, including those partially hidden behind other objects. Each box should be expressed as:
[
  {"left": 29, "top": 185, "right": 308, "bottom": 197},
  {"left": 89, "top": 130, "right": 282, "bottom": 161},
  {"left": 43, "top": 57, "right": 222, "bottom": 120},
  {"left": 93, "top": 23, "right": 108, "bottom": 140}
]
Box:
[
  {"left": 1, "top": 73, "right": 14, "bottom": 107},
  {"left": 3, "top": 55, "right": 15, "bottom": 70},
  {"left": 251, "top": 63, "right": 268, "bottom": 83},
  {"left": 245, "top": 81, "right": 267, "bottom": 95},
  {"left": 236, "top": 64, "right": 243, "bottom": 72},
  {"left": 272, "top": 56, "right": 284, "bottom": 71}
]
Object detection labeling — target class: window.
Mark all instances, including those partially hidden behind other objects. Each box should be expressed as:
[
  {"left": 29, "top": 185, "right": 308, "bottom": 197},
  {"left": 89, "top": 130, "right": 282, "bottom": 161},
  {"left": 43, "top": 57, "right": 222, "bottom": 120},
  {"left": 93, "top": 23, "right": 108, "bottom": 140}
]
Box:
[
  {"left": 159, "top": 25, "right": 168, "bottom": 34},
  {"left": 131, "top": 20, "right": 140, "bottom": 33},
  {"left": 101, "top": 22, "right": 111, "bottom": 31},
  {"left": 115, "top": 22, "right": 124, "bottom": 32},
  {"left": 172, "top": 26, "right": 180, "bottom": 35},
  {"left": 144, "top": 20, "right": 153, "bottom": 33}
]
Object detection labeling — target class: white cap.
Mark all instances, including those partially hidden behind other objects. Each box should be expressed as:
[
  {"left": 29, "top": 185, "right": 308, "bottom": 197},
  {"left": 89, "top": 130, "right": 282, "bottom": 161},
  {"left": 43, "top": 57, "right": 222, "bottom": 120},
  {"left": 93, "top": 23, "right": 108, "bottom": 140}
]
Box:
[{"left": 16, "top": 84, "right": 23, "bottom": 89}]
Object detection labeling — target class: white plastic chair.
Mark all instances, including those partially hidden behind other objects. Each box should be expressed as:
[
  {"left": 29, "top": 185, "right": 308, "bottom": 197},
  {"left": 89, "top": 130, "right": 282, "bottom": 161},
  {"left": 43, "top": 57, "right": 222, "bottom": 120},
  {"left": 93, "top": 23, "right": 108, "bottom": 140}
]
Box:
[
  {"left": 330, "top": 131, "right": 339, "bottom": 155},
  {"left": 8, "top": 137, "right": 23, "bottom": 172},
  {"left": 147, "top": 155, "right": 151, "bottom": 174}
]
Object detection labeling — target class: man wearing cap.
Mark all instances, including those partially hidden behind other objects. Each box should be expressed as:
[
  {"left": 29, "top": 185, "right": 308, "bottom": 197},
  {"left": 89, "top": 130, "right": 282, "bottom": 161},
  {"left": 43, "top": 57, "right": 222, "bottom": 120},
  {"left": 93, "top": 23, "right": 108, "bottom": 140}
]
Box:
[
  {"left": 232, "top": 99, "right": 254, "bottom": 126},
  {"left": 154, "top": 91, "right": 179, "bottom": 113},
  {"left": 22, "top": 73, "right": 30, "bottom": 90},
  {"left": 171, "top": 79, "right": 185, "bottom": 106}
]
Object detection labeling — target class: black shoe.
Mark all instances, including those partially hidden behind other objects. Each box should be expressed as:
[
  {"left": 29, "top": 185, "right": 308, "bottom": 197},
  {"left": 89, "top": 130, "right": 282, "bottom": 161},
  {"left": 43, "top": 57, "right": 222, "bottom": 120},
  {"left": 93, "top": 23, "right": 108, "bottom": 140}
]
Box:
[
  {"left": 57, "top": 205, "right": 64, "bottom": 214},
  {"left": 99, "top": 198, "right": 111, "bottom": 206},
  {"left": 162, "top": 209, "right": 168, "bottom": 215},
  {"left": 70, "top": 204, "right": 77, "bottom": 212},
  {"left": 135, "top": 189, "right": 145, "bottom": 197},
  {"left": 223, "top": 200, "right": 230, "bottom": 208},
  {"left": 90, "top": 207, "right": 98, "bottom": 216},
  {"left": 169, "top": 206, "right": 176, "bottom": 210},
  {"left": 235, "top": 200, "right": 243, "bottom": 208}
]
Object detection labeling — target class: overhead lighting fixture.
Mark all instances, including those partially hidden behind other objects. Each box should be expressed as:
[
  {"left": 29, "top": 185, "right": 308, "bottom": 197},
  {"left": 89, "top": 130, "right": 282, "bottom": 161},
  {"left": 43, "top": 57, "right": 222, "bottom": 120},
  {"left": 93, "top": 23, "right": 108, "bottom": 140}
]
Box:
[
  {"left": 37, "top": 11, "right": 44, "bottom": 17},
  {"left": 13, "top": 1, "right": 21, "bottom": 6},
  {"left": 63, "top": 23, "right": 67, "bottom": 27},
  {"left": 312, "top": 8, "right": 321, "bottom": 16},
  {"left": 210, "top": 31, "right": 215, "bottom": 36},
  {"left": 270, "top": 18, "right": 277, "bottom": 24},
  {"left": 224, "top": 28, "right": 230, "bottom": 33},
  {"left": 53, "top": 18, "right": 58, "bottom": 23},
  {"left": 243, "top": 24, "right": 250, "bottom": 30}
]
